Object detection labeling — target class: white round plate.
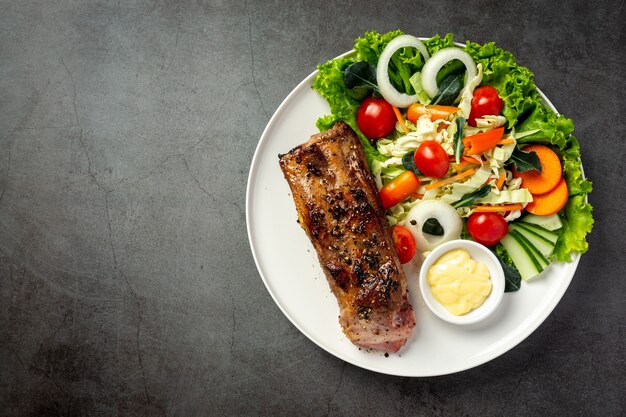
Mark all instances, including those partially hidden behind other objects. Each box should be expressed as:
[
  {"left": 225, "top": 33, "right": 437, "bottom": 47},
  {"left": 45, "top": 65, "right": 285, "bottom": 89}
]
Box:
[{"left": 246, "top": 47, "right": 581, "bottom": 377}]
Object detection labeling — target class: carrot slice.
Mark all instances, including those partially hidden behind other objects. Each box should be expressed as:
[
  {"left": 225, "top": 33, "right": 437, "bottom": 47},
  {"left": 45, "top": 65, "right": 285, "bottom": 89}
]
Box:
[
  {"left": 495, "top": 174, "right": 506, "bottom": 190},
  {"left": 462, "top": 156, "right": 482, "bottom": 165},
  {"left": 453, "top": 160, "right": 470, "bottom": 171},
  {"left": 512, "top": 145, "right": 562, "bottom": 194},
  {"left": 526, "top": 178, "right": 569, "bottom": 216},
  {"left": 407, "top": 104, "right": 460, "bottom": 123},
  {"left": 463, "top": 127, "right": 505, "bottom": 155},
  {"left": 473, "top": 204, "right": 524, "bottom": 213},
  {"left": 497, "top": 138, "right": 515, "bottom": 145},
  {"left": 425, "top": 168, "right": 476, "bottom": 191},
  {"left": 392, "top": 106, "right": 409, "bottom": 134}
]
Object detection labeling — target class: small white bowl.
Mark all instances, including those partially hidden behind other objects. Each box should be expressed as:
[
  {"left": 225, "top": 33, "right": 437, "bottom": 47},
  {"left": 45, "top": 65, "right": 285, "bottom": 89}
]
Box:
[{"left": 419, "top": 239, "right": 505, "bottom": 325}]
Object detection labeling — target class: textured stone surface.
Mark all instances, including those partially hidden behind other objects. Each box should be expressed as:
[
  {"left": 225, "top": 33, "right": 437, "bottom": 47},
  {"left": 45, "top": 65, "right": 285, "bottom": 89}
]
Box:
[{"left": 0, "top": 1, "right": 624, "bottom": 416}]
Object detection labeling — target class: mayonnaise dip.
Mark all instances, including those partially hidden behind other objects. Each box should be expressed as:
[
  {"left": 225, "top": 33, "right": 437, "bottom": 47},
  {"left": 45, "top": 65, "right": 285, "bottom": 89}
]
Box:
[{"left": 427, "top": 248, "right": 492, "bottom": 316}]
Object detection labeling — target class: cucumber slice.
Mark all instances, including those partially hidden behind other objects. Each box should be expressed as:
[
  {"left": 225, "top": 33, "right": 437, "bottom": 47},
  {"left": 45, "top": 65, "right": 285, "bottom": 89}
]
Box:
[
  {"left": 521, "top": 213, "right": 563, "bottom": 231},
  {"left": 517, "top": 221, "right": 559, "bottom": 245},
  {"left": 509, "top": 229, "right": 548, "bottom": 270},
  {"left": 500, "top": 234, "right": 542, "bottom": 281},
  {"left": 510, "top": 224, "right": 555, "bottom": 259}
]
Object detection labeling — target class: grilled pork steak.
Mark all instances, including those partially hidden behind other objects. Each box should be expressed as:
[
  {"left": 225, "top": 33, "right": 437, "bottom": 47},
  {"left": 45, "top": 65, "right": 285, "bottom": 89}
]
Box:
[{"left": 279, "top": 122, "right": 415, "bottom": 353}]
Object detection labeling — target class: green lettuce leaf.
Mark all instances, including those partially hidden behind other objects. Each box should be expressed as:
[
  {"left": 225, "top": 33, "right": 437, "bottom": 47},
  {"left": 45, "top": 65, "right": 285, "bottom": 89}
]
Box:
[
  {"left": 515, "top": 105, "right": 575, "bottom": 150},
  {"left": 561, "top": 135, "right": 593, "bottom": 196},
  {"left": 551, "top": 135, "right": 593, "bottom": 261},
  {"left": 553, "top": 194, "right": 594, "bottom": 261}
]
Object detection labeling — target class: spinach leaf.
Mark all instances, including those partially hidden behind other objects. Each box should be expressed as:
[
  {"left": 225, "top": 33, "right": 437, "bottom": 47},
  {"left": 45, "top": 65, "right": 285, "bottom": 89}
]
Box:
[
  {"left": 436, "top": 59, "right": 465, "bottom": 84},
  {"left": 431, "top": 72, "right": 463, "bottom": 106},
  {"left": 422, "top": 218, "right": 444, "bottom": 236},
  {"left": 509, "top": 147, "right": 542, "bottom": 173},
  {"left": 344, "top": 61, "right": 379, "bottom": 92},
  {"left": 401, "top": 151, "right": 422, "bottom": 176},
  {"left": 452, "top": 184, "right": 492, "bottom": 208},
  {"left": 494, "top": 245, "right": 521, "bottom": 292},
  {"left": 453, "top": 116, "right": 465, "bottom": 164}
]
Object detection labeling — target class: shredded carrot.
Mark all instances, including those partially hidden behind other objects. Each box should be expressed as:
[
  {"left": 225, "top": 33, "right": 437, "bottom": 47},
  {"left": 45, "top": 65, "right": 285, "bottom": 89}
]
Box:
[
  {"left": 392, "top": 106, "right": 409, "bottom": 134},
  {"left": 495, "top": 174, "right": 506, "bottom": 190},
  {"left": 453, "top": 160, "right": 470, "bottom": 171},
  {"left": 497, "top": 138, "right": 515, "bottom": 145},
  {"left": 462, "top": 156, "right": 482, "bottom": 165},
  {"left": 411, "top": 193, "right": 424, "bottom": 200},
  {"left": 425, "top": 168, "right": 476, "bottom": 191},
  {"left": 473, "top": 204, "right": 524, "bottom": 213}
]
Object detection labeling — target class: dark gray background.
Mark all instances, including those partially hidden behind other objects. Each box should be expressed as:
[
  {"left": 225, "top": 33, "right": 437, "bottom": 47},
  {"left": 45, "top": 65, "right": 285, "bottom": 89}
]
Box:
[{"left": 1, "top": 0, "right": 624, "bottom": 416}]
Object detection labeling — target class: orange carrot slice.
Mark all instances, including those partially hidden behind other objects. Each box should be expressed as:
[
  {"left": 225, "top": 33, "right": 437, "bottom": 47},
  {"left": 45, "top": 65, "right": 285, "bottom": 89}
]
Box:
[
  {"left": 473, "top": 204, "right": 524, "bottom": 213},
  {"left": 526, "top": 178, "right": 569, "bottom": 216},
  {"left": 453, "top": 160, "right": 471, "bottom": 171},
  {"left": 392, "top": 106, "right": 409, "bottom": 134},
  {"left": 497, "top": 138, "right": 515, "bottom": 145},
  {"left": 462, "top": 156, "right": 482, "bottom": 165},
  {"left": 407, "top": 104, "right": 460, "bottom": 123},
  {"left": 512, "top": 145, "right": 562, "bottom": 194},
  {"left": 463, "top": 127, "right": 505, "bottom": 155},
  {"left": 425, "top": 168, "right": 476, "bottom": 191},
  {"left": 495, "top": 174, "right": 506, "bottom": 190}
]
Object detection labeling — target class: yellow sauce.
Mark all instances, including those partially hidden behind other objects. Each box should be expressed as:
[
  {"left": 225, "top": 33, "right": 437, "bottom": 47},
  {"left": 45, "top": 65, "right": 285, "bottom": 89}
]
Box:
[{"left": 427, "top": 249, "right": 492, "bottom": 316}]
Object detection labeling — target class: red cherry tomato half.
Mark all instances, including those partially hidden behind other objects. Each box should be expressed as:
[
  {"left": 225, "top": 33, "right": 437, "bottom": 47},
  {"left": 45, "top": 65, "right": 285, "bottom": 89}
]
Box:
[
  {"left": 413, "top": 140, "right": 450, "bottom": 178},
  {"left": 392, "top": 225, "right": 416, "bottom": 264},
  {"left": 467, "top": 212, "right": 509, "bottom": 246},
  {"left": 468, "top": 86, "right": 504, "bottom": 127},
  {"left": 357, "top": 97, "right": 397, "bottom": 139}
]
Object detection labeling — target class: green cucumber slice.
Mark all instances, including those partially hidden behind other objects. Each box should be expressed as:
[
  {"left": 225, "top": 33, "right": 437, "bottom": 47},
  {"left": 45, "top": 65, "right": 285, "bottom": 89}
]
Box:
[
  {"left": 520, "top": 213, "right": 563, "bottom": 231},
  {"left": 509, "top": 229, "right": 549, "bottom": 269},
  {"left": 517, "top": 221, "right": 559, "bottom": 245},
  {"left": 511, "top": 224, "right": 556, "bottom": 258},
  {"left": 500, "top": 234, "right": 542, "bottom": 281}
]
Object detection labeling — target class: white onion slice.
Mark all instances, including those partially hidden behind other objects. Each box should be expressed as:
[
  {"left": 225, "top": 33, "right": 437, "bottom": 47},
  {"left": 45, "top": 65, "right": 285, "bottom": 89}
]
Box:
[
  {"left": 403, "top": 201, "right": 463, "bottom": 253},
  {"left": 421, "top": 47, "right": 477, "bottom": 99},
  {"left": 376, "top": 35, "right": 430, "bottom": 108}
]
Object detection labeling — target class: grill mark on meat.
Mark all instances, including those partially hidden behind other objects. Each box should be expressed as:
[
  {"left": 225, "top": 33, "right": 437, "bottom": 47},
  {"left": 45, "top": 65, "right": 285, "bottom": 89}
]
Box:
[{"left": 278, "top": 122, "right": 415, "bottom": 353}]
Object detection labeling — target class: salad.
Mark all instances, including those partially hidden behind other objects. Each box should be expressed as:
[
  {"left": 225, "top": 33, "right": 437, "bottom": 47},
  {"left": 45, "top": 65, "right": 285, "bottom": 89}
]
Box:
[{"left": 313, "top": 30, "right": 593, "bottom": 291}]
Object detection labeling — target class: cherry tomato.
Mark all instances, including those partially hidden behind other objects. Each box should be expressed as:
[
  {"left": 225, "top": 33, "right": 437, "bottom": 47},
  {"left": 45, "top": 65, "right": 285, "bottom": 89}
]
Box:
[
  {"left": 413, "top": 140, "right": 450, "bottom": 178},
  {"left": 357, "top": 97, "right": 396, "bottom": 139},
  {"left": 466, "top": 212, "right": 509, "bottom": 246},
  {"left": 392, "top": 225, "right": 416, "bottom": 264},
  {"left": 379, "top": 171, "right": 420, "bottom": 209},
  {"left": 468, "top": 86, "right": 504, "bottom": 127}
]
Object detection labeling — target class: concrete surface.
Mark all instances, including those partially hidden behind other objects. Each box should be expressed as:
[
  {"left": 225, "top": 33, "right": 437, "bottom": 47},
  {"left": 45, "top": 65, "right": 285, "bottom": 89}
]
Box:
[{"left": 0, "top": 0, "right": 624, "bottom": 416}]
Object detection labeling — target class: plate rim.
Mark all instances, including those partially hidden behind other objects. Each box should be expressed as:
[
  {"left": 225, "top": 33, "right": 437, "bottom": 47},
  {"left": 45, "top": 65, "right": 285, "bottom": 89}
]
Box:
[{"left": 246, "top": 44, "right": 583, "bottom": 377}]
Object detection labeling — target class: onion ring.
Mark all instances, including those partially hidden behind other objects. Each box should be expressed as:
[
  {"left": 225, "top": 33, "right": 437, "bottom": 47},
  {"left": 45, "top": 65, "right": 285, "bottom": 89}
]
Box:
[
  {"left": 421, "top": 47, "right": 477, "bottom": 99},
  {"left": 376, "top": 35, "right": 430, "bottom": 108},
  {"left": 403, "top": 201, "right": 463, "bottom": 252}
]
